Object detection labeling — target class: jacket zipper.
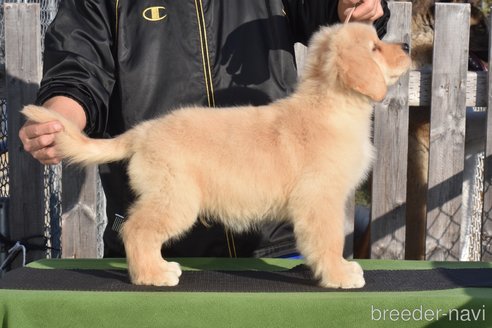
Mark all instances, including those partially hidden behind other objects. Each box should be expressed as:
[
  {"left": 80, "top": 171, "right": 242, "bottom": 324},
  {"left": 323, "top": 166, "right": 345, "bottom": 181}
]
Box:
[
  {"left": 194, "top": 0, "right": 215, "bottom": 108},
  {"left": 194, "top": 0, "right": 237, "bottom": 257}
]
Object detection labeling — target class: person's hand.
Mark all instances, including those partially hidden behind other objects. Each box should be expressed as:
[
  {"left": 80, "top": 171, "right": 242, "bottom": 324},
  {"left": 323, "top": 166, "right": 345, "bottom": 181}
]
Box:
[
  {"left": 19, "top": 119, "right": 64, "bottom": 165},
  {"left": 338, "top": 0, "right": 384, "bottom": 23},
  {"left": 18, "top": 96, "right": 87, "bottom": 165}
]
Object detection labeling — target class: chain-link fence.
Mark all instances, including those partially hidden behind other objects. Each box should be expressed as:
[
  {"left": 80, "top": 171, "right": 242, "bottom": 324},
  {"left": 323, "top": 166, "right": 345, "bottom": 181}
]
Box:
[{"left": 0, "top": 0, "right": 60, "bottom": 258}]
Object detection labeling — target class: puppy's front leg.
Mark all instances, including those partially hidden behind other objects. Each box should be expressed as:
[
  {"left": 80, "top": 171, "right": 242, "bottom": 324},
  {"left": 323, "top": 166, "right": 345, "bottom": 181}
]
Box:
[{"left": 291, "top": 194, "right": 365, "bottom": 289}]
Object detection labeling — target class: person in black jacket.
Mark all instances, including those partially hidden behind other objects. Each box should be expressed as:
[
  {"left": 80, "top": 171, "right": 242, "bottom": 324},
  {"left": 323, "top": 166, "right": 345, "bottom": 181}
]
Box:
[{"left": 20, "top": 0, "right": 389, "bottom": 258}]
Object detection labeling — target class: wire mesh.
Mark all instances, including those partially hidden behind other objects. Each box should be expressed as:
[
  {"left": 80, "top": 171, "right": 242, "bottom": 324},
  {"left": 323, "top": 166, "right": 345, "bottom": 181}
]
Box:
[
  {"left": 0, "top": 101, "right": 8, "bottom": 199},
  {"left": 469, "top": 152, "right": 485, "bottom": 261},
  {"left": 0, "top": 0, "right": 61, "bottom": 258}
]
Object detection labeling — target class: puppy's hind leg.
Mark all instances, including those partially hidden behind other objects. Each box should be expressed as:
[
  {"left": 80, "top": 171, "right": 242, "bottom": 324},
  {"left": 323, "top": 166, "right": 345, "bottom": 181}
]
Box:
[
  {"left": 291, "top": 192, "right": 365, "bottom": 289},
  {"left": 120, "top": 192, "right": 198, "bottom": 286}
]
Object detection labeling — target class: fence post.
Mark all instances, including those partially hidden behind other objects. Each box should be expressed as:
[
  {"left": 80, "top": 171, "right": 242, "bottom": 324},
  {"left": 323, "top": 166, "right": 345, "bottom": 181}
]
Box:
[
  {"left": 481, "top": 7, "right": 492, "bottom": 261},
  {"left": 61, "top": 165, "right": 102, "bottom": 258},
  {"left": 370, "top": 1, "right": 411, "bottom": 259},
  {"left": 4, "top": 3, "right": 45, "bottom": 266},
  {"left": 425, "top": 3, "right": 470, "bottom": 260}
]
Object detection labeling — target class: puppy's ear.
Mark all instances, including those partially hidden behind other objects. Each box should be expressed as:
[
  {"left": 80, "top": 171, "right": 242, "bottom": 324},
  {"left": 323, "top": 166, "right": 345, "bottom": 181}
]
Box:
[{"left": 338, "top": 51, "right": 387, "bottom": 102}]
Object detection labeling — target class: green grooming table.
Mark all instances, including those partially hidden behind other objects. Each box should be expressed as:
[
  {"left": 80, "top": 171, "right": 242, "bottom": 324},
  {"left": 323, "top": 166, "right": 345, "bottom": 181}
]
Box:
[{"left": 1, "top": 258, "right": 491, "bottom": 328}]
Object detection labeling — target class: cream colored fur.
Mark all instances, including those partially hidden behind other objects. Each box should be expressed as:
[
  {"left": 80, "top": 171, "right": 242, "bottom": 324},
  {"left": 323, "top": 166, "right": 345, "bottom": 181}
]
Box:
[{"left": 22, "top": 23, "right": 410, "bottom": 288}]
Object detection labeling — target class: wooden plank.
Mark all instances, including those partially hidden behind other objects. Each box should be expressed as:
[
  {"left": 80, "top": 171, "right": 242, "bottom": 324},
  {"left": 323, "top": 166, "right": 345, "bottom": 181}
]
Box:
[
  {"left": 370, "top": 1, "right": 411, "bottom": 259},
  {"left": 343, "top": 193, "right": 354, "bottom": 259},
  {"left": 481, "top": 10, "right": 492, "bottom": 261},
  {"left": 409, "top": 71, "right": 487, "bottom": 107},
  {"left": 4, "top": 3, "right": 45, "bottom": 266},
  {"left": 301, "top": 64, "right": 488, "bottom": 108},
  {"left": 61, "top": 165, "right": 100, "bottom": 258},
  {"left": 425, "top": 3, "right": 470, "bottom": 261}
]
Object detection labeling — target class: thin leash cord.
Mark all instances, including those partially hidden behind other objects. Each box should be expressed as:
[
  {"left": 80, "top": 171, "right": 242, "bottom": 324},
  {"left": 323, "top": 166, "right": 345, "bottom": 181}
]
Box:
[
  {"left": 344, "top": 6, "right": 356, "bottom": 23},
  {"left": 344, "top": 1, "right": 362, "bottom": 24}
]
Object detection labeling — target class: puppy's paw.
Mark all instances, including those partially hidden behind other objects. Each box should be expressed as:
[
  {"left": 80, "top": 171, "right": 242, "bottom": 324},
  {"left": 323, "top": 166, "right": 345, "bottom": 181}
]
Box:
[
  {"left": 319, "top": 260, "right": 365, "bottom": 289},
  {"left": 129, "top": 261, "right": 181, "bottom": 287},
  {"left": 132, "top": 270, "right": 180, "bottom": 287},
  {"left": 340, "top": 261, "right": 365, "bottom": 289},
  {"left": 167, "top": 261, "right": 182, "bottom": 277}
]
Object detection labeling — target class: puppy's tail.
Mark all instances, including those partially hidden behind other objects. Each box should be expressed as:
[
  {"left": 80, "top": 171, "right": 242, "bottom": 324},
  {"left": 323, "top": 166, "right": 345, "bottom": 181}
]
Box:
[{"left": 21, "top": 105, "right": 135, "bottom": 166}]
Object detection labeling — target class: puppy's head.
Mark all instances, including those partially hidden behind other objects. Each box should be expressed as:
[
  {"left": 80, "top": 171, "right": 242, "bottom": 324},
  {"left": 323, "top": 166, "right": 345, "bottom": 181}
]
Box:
[{"left": 302, "top": 23, "right": 411, "bottom": 102}]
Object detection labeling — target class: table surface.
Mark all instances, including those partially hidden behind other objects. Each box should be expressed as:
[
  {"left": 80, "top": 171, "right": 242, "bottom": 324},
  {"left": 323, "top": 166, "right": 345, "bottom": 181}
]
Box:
[{"left": 1, "top": 258, "right": 491, "bottom": 328}]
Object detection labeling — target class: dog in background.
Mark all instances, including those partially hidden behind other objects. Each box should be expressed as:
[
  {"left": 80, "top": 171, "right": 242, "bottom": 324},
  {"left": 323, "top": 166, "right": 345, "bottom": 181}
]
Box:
[
  {"left": 410, "top": 0, "right": 488, "bottom": 70},
  {"left": 22, "top": 23, "right": 410, "bottom": 288},
  {"left": 405, "top": 0, "right": 489, "bottom": 259}
]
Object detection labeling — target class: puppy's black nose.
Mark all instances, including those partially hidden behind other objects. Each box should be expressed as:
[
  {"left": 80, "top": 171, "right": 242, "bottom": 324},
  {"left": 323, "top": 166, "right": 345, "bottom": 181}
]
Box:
[{"left": 401, "top": 43, "right": 410, "bottom": 54}]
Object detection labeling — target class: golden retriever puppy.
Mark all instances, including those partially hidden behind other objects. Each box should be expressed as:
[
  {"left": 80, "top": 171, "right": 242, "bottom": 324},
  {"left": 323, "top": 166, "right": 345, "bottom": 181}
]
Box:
[{"left": 22, "top": 23, "right": 410, "bottom": 288}]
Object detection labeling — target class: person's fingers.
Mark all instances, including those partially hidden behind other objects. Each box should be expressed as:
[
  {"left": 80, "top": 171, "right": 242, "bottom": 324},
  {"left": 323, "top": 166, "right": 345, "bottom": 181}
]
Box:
[
  {"left": 352, "top": 0, "right": 383, "bottom": 22},
  {"left": 18, "top": 120, "right": 63, "bottom": 164},
  {"left": 31, "top": 145, "right": 62, "bottom": 165},
  {"left": 342, "top": 0, "right": 384, "bottom": 23},
  {"left": 20, "top": 120, "right": 62, "bottom": 140}
]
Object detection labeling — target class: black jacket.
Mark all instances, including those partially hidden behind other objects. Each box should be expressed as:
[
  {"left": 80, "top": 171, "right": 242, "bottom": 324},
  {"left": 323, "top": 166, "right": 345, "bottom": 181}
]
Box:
[{"left": 37, "top": 0, "right": 389, "bottom": 257}]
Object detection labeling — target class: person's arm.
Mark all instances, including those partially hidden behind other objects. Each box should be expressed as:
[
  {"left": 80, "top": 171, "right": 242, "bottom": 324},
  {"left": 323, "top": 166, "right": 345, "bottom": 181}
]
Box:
[
  {"left": 36, "top": 0, "right": 116, "bottom": 136},
  {"left": 20, "top": 0, "right": 116, "bottom": 165},
  {"left": 19, "top": 96, "right": 86, "bottom": 165},
  {"left": 283, "top": 0, "right": 390, "bottom": 44}
]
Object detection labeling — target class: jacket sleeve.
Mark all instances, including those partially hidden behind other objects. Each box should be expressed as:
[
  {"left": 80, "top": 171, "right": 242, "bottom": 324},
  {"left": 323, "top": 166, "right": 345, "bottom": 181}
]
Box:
[
  {"left": 36, "top": 0, "right": 116, "bottom": 135},
  {"left": 282, "top": 0, "right": 390, "bottom": 44}
]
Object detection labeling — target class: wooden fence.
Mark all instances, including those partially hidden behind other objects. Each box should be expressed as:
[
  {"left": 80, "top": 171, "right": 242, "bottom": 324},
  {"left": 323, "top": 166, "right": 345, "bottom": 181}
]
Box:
[
  {"left": 369, "top": 2, "right": 491, "bottom": 261},
  {"left": 3, "top": 2, "right": 492, "bottom": 263}
]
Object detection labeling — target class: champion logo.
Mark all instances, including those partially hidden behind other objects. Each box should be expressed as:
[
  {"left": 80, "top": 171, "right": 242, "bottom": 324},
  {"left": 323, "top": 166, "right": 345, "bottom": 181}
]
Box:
[{"left": 142, "top": 6, "right": 167, "bottom": 22}]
